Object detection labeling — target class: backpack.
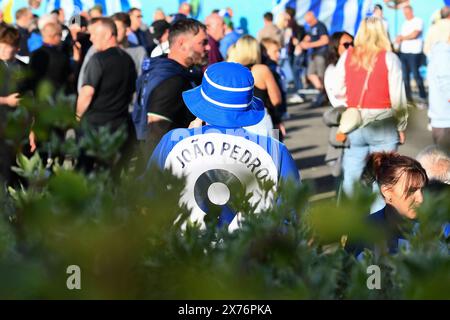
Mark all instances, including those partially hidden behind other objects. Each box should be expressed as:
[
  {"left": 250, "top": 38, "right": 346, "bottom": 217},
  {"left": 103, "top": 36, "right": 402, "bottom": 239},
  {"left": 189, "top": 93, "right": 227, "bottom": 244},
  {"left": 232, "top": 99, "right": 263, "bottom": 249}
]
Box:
[{"left": 132, "top": 57, "right": 190, "bottom": 141}]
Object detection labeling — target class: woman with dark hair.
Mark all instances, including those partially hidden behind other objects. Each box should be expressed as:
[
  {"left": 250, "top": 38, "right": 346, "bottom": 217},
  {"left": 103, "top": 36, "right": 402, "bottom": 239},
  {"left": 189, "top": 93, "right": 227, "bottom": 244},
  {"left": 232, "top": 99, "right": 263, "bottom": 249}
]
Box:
[
  {"left": 323, "top": 31, "right": 354, "bottom": 180},
  {"left": 357, "top": 151, "right": 428, "bottom": 254},
  {"left": 324, "top": 31, "right": 353, "bottom": 108}
]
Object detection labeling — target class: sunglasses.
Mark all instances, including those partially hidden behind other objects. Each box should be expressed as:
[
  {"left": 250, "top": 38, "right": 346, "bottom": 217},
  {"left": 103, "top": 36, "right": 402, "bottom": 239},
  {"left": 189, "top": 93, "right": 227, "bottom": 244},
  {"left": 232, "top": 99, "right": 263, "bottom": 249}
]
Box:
[{"left": 342, "top": 42, "right": 354, "bottom": 49}]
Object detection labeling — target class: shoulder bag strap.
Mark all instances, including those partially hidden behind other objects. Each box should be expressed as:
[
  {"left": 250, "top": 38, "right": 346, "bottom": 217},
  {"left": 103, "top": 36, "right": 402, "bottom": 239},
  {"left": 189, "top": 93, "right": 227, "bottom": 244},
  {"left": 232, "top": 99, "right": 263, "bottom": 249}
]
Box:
[{"left": 356, "top": 57, "right": 377, "bottom": 111}]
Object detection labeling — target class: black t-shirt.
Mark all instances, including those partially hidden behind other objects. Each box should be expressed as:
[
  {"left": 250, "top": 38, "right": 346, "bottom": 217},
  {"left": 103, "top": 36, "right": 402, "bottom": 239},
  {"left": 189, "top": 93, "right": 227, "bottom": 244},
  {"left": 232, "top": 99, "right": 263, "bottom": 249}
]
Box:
[
  {"left": 29, "top": 45, "right": 72, "bottom": 93},
  {"left": 17, "top": 26, "right": 31, "bottom": 57},
  {"left": 82, "top": 47, "right": 137, "bottom": 129},
  {"left": 288, "top": 21, "right": 306, "bottom": 55},
  {"left": 147, "top": 74, "right": 195, "bottom": 129},
  {"left": 308, "top": 21, "right": 329, "bottom": 55}
]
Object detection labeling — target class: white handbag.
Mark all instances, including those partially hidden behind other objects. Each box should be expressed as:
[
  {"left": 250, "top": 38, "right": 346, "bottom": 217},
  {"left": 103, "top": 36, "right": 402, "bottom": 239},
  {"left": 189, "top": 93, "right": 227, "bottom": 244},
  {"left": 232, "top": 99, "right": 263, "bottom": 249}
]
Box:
[{"left": 337, "top": 61, "right": 375, "bottom": 135}]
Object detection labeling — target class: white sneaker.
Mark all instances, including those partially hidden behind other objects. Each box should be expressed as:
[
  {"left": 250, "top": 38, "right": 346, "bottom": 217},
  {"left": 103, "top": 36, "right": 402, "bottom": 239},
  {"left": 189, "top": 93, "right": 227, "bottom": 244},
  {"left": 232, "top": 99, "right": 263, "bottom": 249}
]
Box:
[
  {"left": 297, "top": 88, "right": 320, "bottom": 95},
  {"left": 287, "top": 94, "right": 304, "bottom": 104}
]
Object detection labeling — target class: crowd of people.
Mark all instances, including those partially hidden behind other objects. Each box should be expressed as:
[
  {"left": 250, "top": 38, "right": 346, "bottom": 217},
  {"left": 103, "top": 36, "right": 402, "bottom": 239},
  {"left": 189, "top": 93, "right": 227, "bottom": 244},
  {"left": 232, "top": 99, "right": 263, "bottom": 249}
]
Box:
[{"left": 0, "top": 1, "right": 448, "bottom": 251}]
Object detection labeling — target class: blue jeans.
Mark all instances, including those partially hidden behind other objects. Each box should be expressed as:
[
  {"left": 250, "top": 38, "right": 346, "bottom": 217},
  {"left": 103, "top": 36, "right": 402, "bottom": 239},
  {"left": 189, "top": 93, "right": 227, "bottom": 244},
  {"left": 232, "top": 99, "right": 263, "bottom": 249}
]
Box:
[
  {"left": 400, "top": 53, "right": 427, "bottom": 101},
  {"left": 292, "top": 54, "right": 305, "bottom": 92},
  {"left": 342, "top": 118, "right": 399, "bottom": 200}
]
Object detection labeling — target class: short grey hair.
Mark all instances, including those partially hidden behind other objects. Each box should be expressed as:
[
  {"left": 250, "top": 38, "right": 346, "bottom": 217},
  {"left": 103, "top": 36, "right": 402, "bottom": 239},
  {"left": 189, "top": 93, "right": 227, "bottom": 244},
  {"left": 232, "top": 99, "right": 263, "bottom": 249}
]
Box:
[{"left": 416, "top": 145, "right": 450, "bottom": 184}]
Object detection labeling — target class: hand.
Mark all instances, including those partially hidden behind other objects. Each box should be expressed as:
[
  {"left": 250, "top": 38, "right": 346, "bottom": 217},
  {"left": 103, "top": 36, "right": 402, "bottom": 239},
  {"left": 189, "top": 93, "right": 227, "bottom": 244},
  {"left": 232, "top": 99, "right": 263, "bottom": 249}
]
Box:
[
  {"left": 276, "top": 123, "right": 286, "bottom": 139},
  {"left": 300, "top": 42, "right": 310, "bottom": 50},
  {"left": 294, "top": 44, "right": 303, "bottom": 56},
  {"left": 398, "top": 131, "right": 406, "bottom": 144},
  {"left": 188, "top": 118, "right": 203, "bottom": 129},
  {"left": 73, "top": 42, "right": 81, "bottom": 62},
  {"left": 5, "top": 93, "right": 20, "bottom": 107},
  {"left": 29, "top": 131, "right": 37, "bottom": 153},
  {"left": 395, "top": 35, "right": 403, "bottom": 44},
  {"left": 336, "top": 131, "right": 347, "bottom": 143}
]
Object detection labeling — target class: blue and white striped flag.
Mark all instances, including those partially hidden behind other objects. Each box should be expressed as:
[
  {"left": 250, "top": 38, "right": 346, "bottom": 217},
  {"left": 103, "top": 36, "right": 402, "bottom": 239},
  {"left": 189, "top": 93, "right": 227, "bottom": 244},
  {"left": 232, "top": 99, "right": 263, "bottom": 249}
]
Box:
[
  {"left": 1, "top": 0, "right": 142, "bottom": 23},
  {"left": 272, "top": 0, "right": 373, "bottom": 36},
  {"left": 45, "top": 0, "right": 142, "bottom": 17}
]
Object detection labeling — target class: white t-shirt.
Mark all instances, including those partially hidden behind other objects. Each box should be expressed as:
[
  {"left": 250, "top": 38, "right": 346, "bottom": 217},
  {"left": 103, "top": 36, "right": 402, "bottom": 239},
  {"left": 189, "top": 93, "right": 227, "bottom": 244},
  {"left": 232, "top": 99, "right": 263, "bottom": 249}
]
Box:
[{"left": 400, "top": 17, "right": 423, "bottom": 54}]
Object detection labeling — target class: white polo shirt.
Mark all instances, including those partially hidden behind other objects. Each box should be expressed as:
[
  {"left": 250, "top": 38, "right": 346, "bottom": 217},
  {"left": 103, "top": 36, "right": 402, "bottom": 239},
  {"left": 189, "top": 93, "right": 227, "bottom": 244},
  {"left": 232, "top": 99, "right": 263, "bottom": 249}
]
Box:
[{"left": 400, "top": 17, "right": 424, "bottom": 54}]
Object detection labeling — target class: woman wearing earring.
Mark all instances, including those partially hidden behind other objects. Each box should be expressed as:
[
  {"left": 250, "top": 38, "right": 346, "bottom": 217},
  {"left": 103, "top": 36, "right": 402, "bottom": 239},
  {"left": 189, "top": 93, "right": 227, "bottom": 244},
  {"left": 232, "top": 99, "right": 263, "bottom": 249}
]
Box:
[{"left": 358, "top": 151, "right": 428, "bottom": 254}]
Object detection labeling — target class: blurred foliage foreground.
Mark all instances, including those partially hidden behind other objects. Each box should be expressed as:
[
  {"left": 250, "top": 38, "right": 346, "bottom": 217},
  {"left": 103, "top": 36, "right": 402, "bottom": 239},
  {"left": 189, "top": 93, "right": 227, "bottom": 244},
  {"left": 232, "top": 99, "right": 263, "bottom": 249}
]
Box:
[{"left": 0, "top": 82, "right": 449, "bottom": 299}]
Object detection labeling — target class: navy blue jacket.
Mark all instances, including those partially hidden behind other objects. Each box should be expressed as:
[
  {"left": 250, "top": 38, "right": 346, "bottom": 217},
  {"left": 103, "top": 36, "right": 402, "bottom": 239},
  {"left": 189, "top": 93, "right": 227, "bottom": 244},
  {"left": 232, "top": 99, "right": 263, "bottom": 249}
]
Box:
[{"left": 132, "top": 57, "right": 193, "bottom": 141}]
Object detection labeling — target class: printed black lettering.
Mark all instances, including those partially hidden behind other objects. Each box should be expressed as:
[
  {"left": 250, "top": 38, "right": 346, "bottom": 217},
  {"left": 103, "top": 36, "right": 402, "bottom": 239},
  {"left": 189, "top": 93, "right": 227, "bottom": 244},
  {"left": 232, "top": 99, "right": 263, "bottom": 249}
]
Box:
[
  {"left": 193, "top": 143, "right": 204, "bottom": 158},
  {"left": 255, "top": 168, "right": 269, "bottom": 181},
  {"left": 204, "top": 142, "right": 215, "bottom": 155},
  {"left": 247, "top": 157, "right": 261, "bottom": 173},
  {"left": 176, "top": 156, "right": 185, "bottom": 169},
  {"left": 221, "top": 142, "right": 231, "bottom": 155},
  {"left": 181, "top": 149, "right": 192, "bottom": 163},
  {"left": 239, "top": 150, "right": 252, "bottom": 164},
  {"left": 230, "top": 145, "right": 241, "bottom": 160}
]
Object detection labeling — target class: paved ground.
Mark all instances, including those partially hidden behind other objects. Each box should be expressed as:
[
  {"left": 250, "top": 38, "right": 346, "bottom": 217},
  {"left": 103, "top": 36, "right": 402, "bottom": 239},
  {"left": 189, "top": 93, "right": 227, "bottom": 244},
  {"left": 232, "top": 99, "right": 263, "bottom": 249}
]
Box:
[{"left": 283, "top": 98, "right": 434, "bottom": 199}]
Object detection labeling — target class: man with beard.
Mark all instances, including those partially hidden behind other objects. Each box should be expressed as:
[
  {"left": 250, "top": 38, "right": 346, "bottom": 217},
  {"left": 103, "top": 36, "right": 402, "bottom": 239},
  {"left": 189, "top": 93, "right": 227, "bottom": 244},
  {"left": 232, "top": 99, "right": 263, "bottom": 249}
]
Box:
[{"left": 132, "top": 18, "right": 209, "bottom": 164}]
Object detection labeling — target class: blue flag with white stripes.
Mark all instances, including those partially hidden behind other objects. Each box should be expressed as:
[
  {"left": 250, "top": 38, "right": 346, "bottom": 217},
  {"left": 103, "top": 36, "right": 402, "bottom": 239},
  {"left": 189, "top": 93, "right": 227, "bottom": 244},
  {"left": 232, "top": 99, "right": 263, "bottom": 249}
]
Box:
[
  {"left": 272, "top": 0, "right": 374, "bottom": 36},
  {"left": 46, "top": 0, "right": 142, "bottom": 16}
]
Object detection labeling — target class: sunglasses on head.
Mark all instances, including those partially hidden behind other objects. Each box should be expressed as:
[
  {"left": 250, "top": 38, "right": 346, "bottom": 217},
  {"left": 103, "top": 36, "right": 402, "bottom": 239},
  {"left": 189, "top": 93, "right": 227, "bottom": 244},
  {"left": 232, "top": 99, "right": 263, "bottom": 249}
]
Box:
[{"left": 342, "top": 42, "right": 354, "bottom": 49}]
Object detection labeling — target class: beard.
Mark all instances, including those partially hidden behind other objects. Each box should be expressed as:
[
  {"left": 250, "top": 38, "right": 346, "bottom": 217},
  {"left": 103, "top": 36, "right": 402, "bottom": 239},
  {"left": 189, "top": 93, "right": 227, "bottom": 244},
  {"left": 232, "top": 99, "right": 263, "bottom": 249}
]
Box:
[{"left": 185, "top": 50, "right": 209, "bottom": 67}]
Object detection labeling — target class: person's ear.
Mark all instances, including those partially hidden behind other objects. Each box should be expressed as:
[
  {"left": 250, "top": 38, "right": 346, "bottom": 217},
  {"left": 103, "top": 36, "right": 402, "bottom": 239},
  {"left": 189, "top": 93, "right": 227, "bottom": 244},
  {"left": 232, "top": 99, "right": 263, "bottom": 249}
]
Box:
[
  {"left": 177, "top": 35, "right": 187, "bottom": 52},
  {"left": 380, "top": 185, "right": 392, "bottom": 203}
]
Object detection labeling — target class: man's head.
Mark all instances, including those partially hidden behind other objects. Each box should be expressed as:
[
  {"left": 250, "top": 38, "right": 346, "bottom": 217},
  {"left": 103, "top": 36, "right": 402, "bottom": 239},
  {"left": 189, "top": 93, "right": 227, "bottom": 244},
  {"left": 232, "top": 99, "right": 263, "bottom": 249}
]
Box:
[
  {"left": 168, "top": 18, "right": 209, "bottom": 67},
  {"left": 16, "top": 8, "right": 33, "bottom": 29},
  {"left": 150, "top": 19, "right": 170, "bottom": 43},
  {"left": 0, "top": 26, "right": 20, "bottom": 61},
  {"left": 179, "top": 2, "right": 191, "bottom": 16},
  {"left": 89, "top": 5, "right": 103, "bottom": 19},
  {"left": 111, "top": 12, "right": 131, "bottom": 44},
  {"left": 153, "top": 8, "right": 166, "bottom": 22},
  {"left": 263, "top": 12, "right": 273, "bottom": 24},
  {"left": 223, "top": 17, "right": 233, "bottom": 34},
  {"left": 89, "top": 17, "right": 118, "bottom": 51},
  {"left": 285, "top": 7, "right": 296, "bottom": 20},
  {"left": 441, "top": 6, "right": 450, "bottom": 20},
  {"left": 38, "top": 14, "right": 58, "bottom": 32},
  {"left": 51, "top": 8, "right": 65, "bottom": 25},
  {"left": 417, "top": 146, "right": 450, "bottom": 185},
  {"left": 28, "top": 0, "right": 41, "bottom": 10},
  {"left": 373, "top": 4, "right": 383, "bottom": 18},
  {"left": 304, "top": 11, "right": 317, "bottom": 26},
  {"left": 261, "top": 38, "right": 281, "bottom": 63},
  {"left": 41, "top": 22, "right": 62, "bottom": 46},
  {"left": 403, "top": 5, "right": 414, "bottom": 20},
  {"left": 128, "top": 8, "right": 143, "bottom": 31},
  {"left": 205, "top": 13, "right": 225, "bottom": 41}
]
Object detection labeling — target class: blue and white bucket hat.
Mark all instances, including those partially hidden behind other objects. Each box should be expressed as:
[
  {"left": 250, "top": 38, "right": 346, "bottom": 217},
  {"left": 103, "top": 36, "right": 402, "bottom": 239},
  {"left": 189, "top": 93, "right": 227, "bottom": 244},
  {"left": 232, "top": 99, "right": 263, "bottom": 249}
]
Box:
[{"left": 182, "top": 62, "right": 265, "bottom": 127}]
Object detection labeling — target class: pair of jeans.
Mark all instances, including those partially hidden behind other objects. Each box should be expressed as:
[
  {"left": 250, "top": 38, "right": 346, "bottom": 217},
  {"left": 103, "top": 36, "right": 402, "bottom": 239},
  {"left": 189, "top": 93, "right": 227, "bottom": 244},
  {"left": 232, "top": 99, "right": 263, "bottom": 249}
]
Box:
[
  {"left": 342, "top": 118, "right": 399, "bottom": 211},
  {"left": 400, "top": 53, "right": 427, "bottom": 101},
  {"left": 291, "top": 53, "right": 306, "bottom": 92}
]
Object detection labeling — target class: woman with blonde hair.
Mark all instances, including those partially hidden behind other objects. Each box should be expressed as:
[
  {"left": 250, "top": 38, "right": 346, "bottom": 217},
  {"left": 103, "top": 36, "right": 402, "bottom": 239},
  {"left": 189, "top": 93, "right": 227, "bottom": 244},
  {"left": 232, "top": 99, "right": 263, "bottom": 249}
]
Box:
[
  {"left": 330, "top": 17, "right": 408, "bottom": 211},
  {"left": 227, "top": 35, "right": 283, "bottom": 138}
]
